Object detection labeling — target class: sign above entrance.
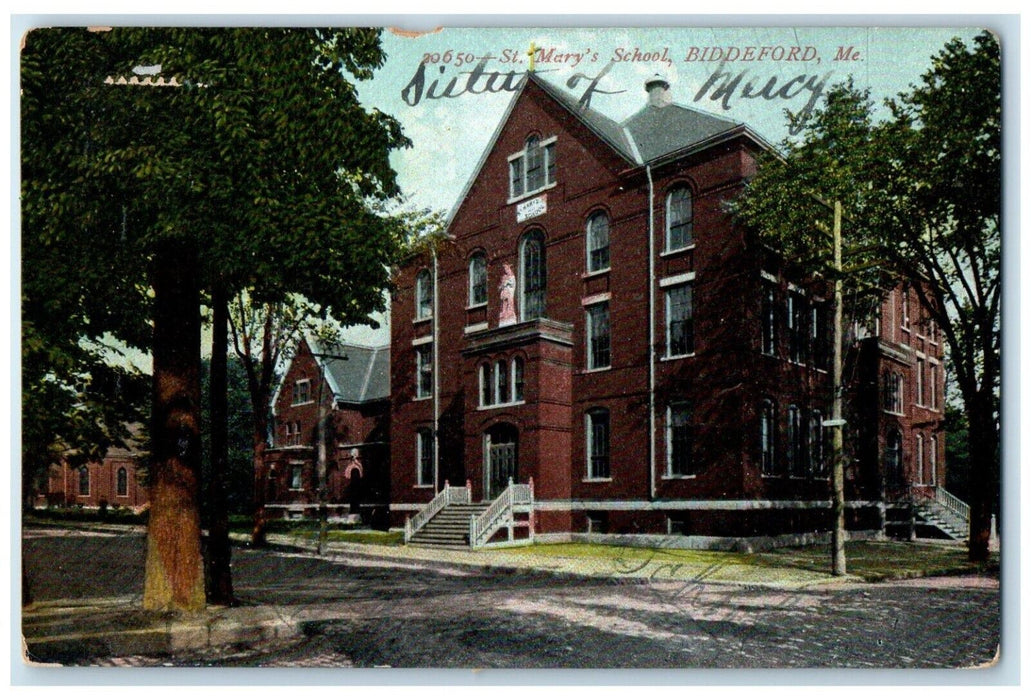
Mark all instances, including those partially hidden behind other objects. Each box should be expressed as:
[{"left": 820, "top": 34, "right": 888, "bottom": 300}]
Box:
[{"left": 516, "top": 194, "right": 547, "bottom": 223}]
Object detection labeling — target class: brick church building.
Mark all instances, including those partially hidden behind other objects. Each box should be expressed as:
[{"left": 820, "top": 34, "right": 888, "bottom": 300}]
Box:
[{"left": 385, "top": 72, "right": 951, "bottom": 547}]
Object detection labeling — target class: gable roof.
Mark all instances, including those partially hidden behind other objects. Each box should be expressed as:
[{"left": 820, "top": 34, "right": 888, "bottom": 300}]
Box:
[
  {"left": 308, "top": 339, "right": 390, "bottom": 405},
  {"left": 446, "top": 72, "right": 769, "bottom": 226}
]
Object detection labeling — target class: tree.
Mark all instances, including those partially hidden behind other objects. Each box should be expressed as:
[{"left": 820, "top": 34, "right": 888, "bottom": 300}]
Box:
[
  {"left": 21, "top": 28, "right": 410, "bottom": 610},
  {"left": 731, "top": 32, "right": 1000, "bottom": 562}
]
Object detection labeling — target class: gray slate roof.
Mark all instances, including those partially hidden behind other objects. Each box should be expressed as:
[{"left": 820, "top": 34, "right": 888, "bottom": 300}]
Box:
[
  {"left": 311, "top": 341, "right": 390, "bottom": 405},
  {"left": 530, "top": 73, "right": 745, "bottom": 165}
]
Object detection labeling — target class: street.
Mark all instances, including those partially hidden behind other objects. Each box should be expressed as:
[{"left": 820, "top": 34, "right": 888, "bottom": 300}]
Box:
[{"left": 21, "top": 526, "right": 1000, "bottom": 668}]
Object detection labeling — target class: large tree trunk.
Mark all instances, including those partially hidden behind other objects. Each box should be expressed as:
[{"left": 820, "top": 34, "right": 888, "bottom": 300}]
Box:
[
  {"left": 251, "top": 437, "right": 269, "bottom": 547},
  {"left": 205, "top": 284, "right": 235, "bottom": 605},
  {"left": 143, "top": 242, "right": 206, "bottom": 612},
  {"left": 966, "top": 390, "right": 999, "bottom": 563}
]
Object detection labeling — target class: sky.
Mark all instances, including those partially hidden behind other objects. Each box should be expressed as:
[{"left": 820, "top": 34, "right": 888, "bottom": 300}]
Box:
[{"left": 337, "top": 24, "right": 985, "bottom": 345}]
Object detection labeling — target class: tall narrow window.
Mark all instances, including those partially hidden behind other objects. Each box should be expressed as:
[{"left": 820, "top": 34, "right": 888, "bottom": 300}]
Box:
[
  {"left": 480, "top": 363, "right": 493, "bottom": 407},
  {"left": 586, "top": 212, "right": 610, "bottom": 273},
  {"left": 761, "top": 281, "right": 776, "bottom": 356},
  {"left": 416, "top": 345, "right": 433, "bottom": 398},
  {"left": 513, "top": 357, "right": 525, "bottom": 402},
  {"left": 884, "top": 429, "right": 903, "bottom": 485},
  {"left": 787, "top": 290, "right": 807, "bottom": 364},
  {"left": 469, "top": 253, "right": 487, "bottom": 306},
  {"left": 916, "top": 358, "right": 925, "bottom": 406},
  {"left": 116, "top": 467, "right": 128, "bottom": 497},
  {"left": 416, "top": 429, "right": 434, "bottom": 486},
  {"left": 760, "top": 400, "right": 776, "bottom": 475},
  {"left": 416, "top": 269, "right": 433, "bottom": 319},
  {"left": 901, "top": 285, "right": 911, "bottom": 329},
  {"left": 666, "top": 284, "right": 694, "bottom": 357},
  {"left": 665, "top": 186, "right": 693, "bottom": 251},
  {"left": 509, "top": 157, "right": 524, "bottom": 198},
  {"left": 290, "top": 465, "right": 303, "bottom": 490},
  {"left": 811, "top": 301, "right": 828, "bottom": 370},
  {"left": 78, "top": 466, "right": 90, "bottom": 496},
  {"left": 524, "top": 135, "right": 545, "bottom": 192},
  {"left": 495, "top": 359, "right": 509, "bottom": 404},
  {"left": 929, "top": 436, "right": 938, "bottom": 485},
  {"left": 916, "top": 433, "right": 925, "bottom": 484},
  {"left": 809, "top": 410, "right": 825, "bottom": 476},
  {"left": 787, "top": 405, "right": 803, "bottom": 476},
  {"left": 883, "top": 372, "right": 904, "bottom": 414},
  {"left": 929, "top": 364, "right": 939, "bottom": 410},
  {"left": 521, "top": 231, "right": 547, "bottom": 320},
  {"left": 586, "top": 409, "right": 611, "bottom": 479},
  {"left": 667, "top": 403, "right": 694, "bottom": 476},
  {"left": 586, "top": 302, "right": 611, "bottom": 370}
]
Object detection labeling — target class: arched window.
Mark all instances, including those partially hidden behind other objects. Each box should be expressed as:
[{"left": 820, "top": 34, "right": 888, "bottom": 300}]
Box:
[
  {"left": 468, "top": 253, "right": 487, "bottom": 306},
  {"left": 116, "top": 467, "right": 128, "bottom": 497},
  {"left": 415, "top": 269, "right": 433, "bottom": 320},
  {"left": 585, "top": 211, "right": 610, "bottom": 273},
  {"left": 78, "top": 466, "right": 90, "bottom": 496},
  {"left": 416, "top": 428, "right": 434, "bottom": 487},
  {"left": 760, "top": 400, "right": 776, "bottom": 475},
  {"left": 495, "top": 359, "right": 509, "bottom": 404},
  {"left": 520, "top": 230, "right": 547, "bottom": 320},
  {"left": 513, "top": 356, "right": 525, "bottom": 402},
  {"left": 480, "top": 363, "right": 493, "bottom": 407},
  {"left": 586, "top": 409, "right": 611, "bottom": 479},
  {"left": 665, "top": 186, "right": 693, "bottom": 251}
]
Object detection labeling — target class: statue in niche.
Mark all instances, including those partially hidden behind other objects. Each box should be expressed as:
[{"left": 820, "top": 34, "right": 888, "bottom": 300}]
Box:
[{"left": 499, "top": 263, "right": 517, "bottom": 326}]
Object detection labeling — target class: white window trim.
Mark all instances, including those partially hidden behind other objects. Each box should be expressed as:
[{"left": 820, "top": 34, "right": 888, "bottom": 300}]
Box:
[
  {"left": 929, "top": 436, "right": 938, "bottom": 485},
  {"left": 507, "top": 135, "right": 558, "bottom": 204},
  {"left": 581, "top": 292, "right": 611, "bottom": 306},
  {"left": 291, "top": 378, "right": 313, "bottom": 406},
  {"left": 659, "top": 271, "right": 696, "bottom": 288},
  {"left": 288, "top": 462, "right": 304, "bottom": 491},
  {"left": 585, "top": 302, "right": 611, "bottom": 371},
  {"left": 915, "top": 433, "right": 925, "bottom": 485},
  {"left": 468, "top": 254, "right": 488, "bottom": 307},
  {"left": 585, "top": 212, "right": 611, "bottom": 274},
  {"left": 664, "top": 403, "right": 693, "bottom": 478},
  {"left": 415, "top": 269, "right": 433, "bottom": 321},
  {"left": 415, "top": 430, "right": 434, "bottom": 487},
  {"left": 464, "top": 322, "right": 488, "bottom": 335},
  {"left": 585, "top": 410, "right": 611, "bottom": 481},
  {"left": 663, "top": 187, "right": 694, "bottom": 254},
  {"left": 663, "top": 283, "right": 694, "bottom": 360},
  {"left": 415, "top": 345, "right": 433, "bottom": 399},
  {"left": 411, "top": 335, "right": 433, "bottom": 346}
]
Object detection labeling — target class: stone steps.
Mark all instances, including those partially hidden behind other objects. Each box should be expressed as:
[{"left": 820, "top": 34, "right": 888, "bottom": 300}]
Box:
[{"left": 408, "top": 503, "right": 488, "bottom": 548}]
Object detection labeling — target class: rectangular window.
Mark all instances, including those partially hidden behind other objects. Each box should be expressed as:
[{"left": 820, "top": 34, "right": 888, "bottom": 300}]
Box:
[
  {"left": 480, "top": 363, "right": 493, "bottom": 407},
  {"left": 513, "top": 357, "right": 525, "bottom": 402},
  {"left": 787, "top": 291, "right": 807, "bottom": 364},
  {"left": 929, "top": 364, "right": 939, "bottom": 409},
  {"left": 916, "top": 358, "right": 925, "bottom": 406},
  {"left": 809, "top": 410, "right": 825, "bottom": 476},
  {"left": 811, "top": 301, "right": 828, "bottom": 370},
  {"left": 416, "top": 345, "right": 433, "bottom": 398},
  {"left": 665, "top": 284, "right": 694, "bottom": 357},
  {"left": 787, "top": 405, "right": 804, "bottom": 476},
  {"left": 292, "top": 379, "right": 311, "bottom": 405},
  {"left": 416, "top": 429, "right": 434, "bottom": 486},
  {"left": 586, "top": 410, "right": 610, "bottom": 479},
  {"left": 509, "top": 137, "right": 556, "bottom": 199},
  {"left": 760, "top": 401, "right": 777, "bottom": 475},
  {"left": 469, "top": 254, "right": 487, "bottom": 306},
  {"left": 761, "top": 282, "right": 776, "bottom": 356},
  {"left": 290, "top": 465, "right": 303, "bottom": 491},
  {"left": 586, "top": 302, "right": 611, "bottom": 369},
  {"left": 667, "top": 403, "right": 694, "bottom": 476},
  {"left": 285, "top": 421, "right": 302, "bottom": 446}
]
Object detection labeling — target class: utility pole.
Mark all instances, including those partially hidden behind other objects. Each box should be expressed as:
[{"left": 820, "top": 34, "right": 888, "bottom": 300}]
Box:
[
  {"left": 830, "top": 200, "right": 847, "bottom": 576},
  {"left": 312, "top": 350, "right": 348, "bottom": 555}
]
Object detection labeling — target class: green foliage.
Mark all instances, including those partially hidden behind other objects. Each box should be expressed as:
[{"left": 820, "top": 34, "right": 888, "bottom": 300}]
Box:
[
  {"left": 21, "top": 28, "right": 413, "bottom": 510},
  {"left": 200, "top": 356, "right": 255, "bottom": 517}
]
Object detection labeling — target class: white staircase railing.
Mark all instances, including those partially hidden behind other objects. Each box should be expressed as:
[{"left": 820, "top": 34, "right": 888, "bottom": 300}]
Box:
[
  {"left": 933, "top": 486, "right": 970, "bottom": 527},
  {"left": 404, "top": 480, "right": 471, "bottom": 543},
  {"left": 469, "top": 477, "right": 534, "bottom": 548}
]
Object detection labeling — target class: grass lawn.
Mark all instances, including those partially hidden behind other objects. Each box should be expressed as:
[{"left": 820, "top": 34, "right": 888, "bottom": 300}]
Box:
[{"left": 499, "top": 540, "right": 993, "bottom": 583}]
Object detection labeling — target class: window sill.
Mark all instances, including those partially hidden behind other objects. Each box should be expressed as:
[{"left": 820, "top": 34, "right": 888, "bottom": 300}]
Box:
[
  {"left": 582, "top": 477, "right": 612, "bottom": 483},
  {"left": 477, "top": 400, "right": 526, "bottom": 411},
  {"left": 661, "top": 474, "right": 697, "bottom": 480},
  {"left": 465, "top": 303, "right": 487, "bottom": 312},
  {"left": 583, "top": 365, "right": 612, "bottom": 374},
  {"left": 413, "top": 316, "right": 433, "bottom": 325},
  {"left": 507, "top": 182, "right": 557, "bottom": 205},
  {"left": 582, "top": 268, "right": 610, "bottom": 279},
  {"left": 661, "top": 244, "right": 696, "bottom": 257},
  {"left": 661, "top": 353, "right": 696, "bottom": 362},
  {"left": 413, "top": 395, "right": 433, "bottom": 402},
  {"left": 290, "top": 401, "right": 315, "bottom": 407},
  {"left": 414, "top": 484, "right": 434, "bottom": 490}
]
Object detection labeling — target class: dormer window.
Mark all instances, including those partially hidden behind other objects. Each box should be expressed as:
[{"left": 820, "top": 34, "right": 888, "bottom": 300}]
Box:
[{"left": 509, "top": 135, "right": 556, "bottom": 200}]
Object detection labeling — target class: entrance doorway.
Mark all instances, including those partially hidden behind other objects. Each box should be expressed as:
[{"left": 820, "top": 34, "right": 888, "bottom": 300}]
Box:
[{"left": 485, "top": 423, "right": 518, "bottom": 501}]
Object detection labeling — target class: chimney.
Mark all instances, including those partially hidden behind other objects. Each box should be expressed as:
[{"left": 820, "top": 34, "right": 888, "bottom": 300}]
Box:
[{"left": 645, "top": 73, "right": 672, "bottom": 108}]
